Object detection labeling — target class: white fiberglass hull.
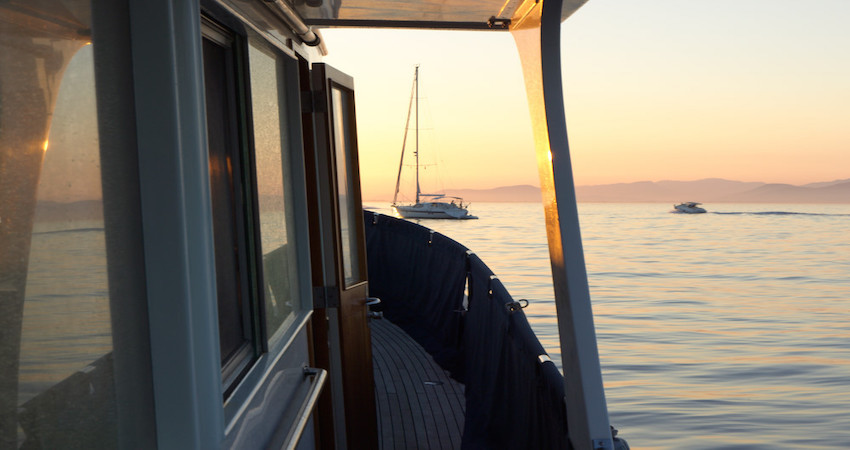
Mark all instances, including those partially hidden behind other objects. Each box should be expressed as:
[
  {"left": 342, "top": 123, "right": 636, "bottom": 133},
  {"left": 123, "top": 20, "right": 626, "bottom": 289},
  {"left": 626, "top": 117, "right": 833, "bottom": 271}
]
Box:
[
  {"left": 393, "top": 202, "right": 477, "bottom": 220},
  {"left": 672, "top": 203, "right": 707, "bottom": 214}
]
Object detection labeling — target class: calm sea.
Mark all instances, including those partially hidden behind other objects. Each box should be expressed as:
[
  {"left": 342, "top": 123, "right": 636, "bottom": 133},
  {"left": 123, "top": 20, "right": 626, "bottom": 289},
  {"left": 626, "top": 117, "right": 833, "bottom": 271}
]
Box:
[
  {"left": 366, "top": 202, "right": 850, "bottom": 450},
  {"left": 20, "top": 203, "right": 849, "bottom": 448}
]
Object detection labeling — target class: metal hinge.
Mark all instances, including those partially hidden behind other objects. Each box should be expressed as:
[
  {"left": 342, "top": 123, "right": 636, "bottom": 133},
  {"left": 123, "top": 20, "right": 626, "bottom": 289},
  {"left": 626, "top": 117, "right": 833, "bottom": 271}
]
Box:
[
  {"left": 312, "top": 286, "right": 339, "bottom": 308},
  {"left": 301, "top": 89, "right": 326, "bottom": 114},
  {"left": 300, "top": 90, "right": 313, "bottom": 113}
]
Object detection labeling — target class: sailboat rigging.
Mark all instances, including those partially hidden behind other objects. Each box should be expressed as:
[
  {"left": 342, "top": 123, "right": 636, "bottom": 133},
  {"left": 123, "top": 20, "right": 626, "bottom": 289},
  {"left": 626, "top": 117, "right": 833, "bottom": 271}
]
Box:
[{"left": 392, "top": 66, "right": 477, "bottom": 220}]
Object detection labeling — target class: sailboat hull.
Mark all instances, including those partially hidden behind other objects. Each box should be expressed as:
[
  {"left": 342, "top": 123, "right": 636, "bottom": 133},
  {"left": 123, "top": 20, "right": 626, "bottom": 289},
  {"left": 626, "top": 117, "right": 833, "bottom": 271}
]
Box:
[
  {"left": 391, "top": 66, "right": 476, "bottom": 219},
  {"left": 393, "top": 202, "right": 477, "bottom": 219}
]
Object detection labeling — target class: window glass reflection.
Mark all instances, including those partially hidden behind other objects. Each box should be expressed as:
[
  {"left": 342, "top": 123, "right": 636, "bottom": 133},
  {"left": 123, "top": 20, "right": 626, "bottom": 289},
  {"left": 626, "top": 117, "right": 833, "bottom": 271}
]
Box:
[
  {"left": 3, "top": 39, "right": 119, "bottom": 446},
  {"left": 202, "top": 30, "right": 257, "bottom": 384},
  {"left": 331, "top": 86, "right": 362, "bottom": 287},
  {"left": 248, "top": 42, "right": 302, "bottom": 340}
]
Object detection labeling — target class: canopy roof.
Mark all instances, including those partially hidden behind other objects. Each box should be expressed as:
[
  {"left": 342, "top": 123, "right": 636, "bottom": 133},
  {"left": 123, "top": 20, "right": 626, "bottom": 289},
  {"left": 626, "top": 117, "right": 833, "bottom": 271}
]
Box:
[
  {"left": 0, "top": 0, "right": 591, "bottom": 41},
  {"left": 294, "top": 0, "right": 590, "bottom": 30}
]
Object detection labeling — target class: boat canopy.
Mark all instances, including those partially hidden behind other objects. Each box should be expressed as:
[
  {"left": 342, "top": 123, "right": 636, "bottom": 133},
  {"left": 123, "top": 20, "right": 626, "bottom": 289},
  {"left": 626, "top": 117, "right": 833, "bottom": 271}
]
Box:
[{"left": 281, "top": 0, "right": 588, "bottom": 30}]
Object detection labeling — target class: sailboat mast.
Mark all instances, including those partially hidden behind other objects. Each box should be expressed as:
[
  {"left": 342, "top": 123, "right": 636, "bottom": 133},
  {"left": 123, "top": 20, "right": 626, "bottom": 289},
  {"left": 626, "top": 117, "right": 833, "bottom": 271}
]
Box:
[
  {"left": 414, "top": 65, "right": 420, "bottom": 204},
  {"left": 392, "top": 68, "right": 417, "bottom": 206}
]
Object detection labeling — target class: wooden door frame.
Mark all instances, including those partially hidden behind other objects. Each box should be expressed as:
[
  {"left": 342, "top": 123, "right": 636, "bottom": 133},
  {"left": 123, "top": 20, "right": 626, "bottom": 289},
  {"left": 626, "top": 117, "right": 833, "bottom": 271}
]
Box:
[{"left": 303, "top": 62, "right": 377, "bottom": 449}]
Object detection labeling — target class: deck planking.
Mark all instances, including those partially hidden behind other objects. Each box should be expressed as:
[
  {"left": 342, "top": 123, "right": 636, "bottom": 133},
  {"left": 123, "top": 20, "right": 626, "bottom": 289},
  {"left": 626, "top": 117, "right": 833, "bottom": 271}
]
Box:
[{"left": 371, "top": 318, "right": 465, "bottom": 449}]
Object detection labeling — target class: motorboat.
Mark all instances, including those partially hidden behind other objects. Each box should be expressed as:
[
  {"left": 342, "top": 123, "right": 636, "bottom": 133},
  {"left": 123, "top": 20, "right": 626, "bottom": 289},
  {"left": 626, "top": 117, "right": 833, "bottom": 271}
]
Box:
[
  {"left": 392, "top": 66, "right": 477, "bottom": 220},
  {"left": 673, "top": 202, "right": 707, "bottom": 213},
  {"left": 0, "top": 1, "right": 626, "bottom": 449}
]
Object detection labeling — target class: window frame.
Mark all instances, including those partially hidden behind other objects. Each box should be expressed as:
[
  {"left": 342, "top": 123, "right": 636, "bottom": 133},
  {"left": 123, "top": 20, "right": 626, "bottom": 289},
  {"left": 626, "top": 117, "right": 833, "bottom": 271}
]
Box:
[
  {"left": 199, "top": 20, "right": 316, "bottom": 425},
  {"left": 201, "top": 17, "right": 266, "bottom": 397},
  {"left": 325, "top": 75, "right": 369, "bottom": 292},
  {"left": 240, "top": 30, "right": 314, "bottom": 354}
]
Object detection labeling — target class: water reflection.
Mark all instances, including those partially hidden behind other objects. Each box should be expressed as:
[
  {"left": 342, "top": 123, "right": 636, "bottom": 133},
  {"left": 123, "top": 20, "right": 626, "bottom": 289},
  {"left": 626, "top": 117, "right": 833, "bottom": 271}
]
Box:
[
  {"left": 1, "top": 9, "right": 118, "bottom": 445},
  {"left": 365, "top": 201, "right": 850, "bottom": 448},
  {"left": 20, "top": 224, "right": 111, "bottom": 404}
]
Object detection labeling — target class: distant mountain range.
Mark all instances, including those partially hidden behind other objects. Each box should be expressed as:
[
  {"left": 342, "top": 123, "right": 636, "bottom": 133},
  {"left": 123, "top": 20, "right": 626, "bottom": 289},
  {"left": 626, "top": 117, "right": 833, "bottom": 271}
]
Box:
[
  {"left": 443, "top": 178, "right": 850, "bottom": 203},
  {"left": 443, "top": 185, "right": 543, "bottom": 202},
  {"left": 31, "top": 179, "right": 850, "bottom": 219}
]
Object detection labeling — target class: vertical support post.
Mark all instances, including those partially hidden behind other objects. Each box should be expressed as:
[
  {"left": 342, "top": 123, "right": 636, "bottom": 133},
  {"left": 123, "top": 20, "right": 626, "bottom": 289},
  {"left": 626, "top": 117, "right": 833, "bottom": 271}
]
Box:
[
  {"left": 512, "top": 0, "right": 614, "bottom": 448},
  {"left": 127, "top": 0, "right": 224, "bottom": 446}
]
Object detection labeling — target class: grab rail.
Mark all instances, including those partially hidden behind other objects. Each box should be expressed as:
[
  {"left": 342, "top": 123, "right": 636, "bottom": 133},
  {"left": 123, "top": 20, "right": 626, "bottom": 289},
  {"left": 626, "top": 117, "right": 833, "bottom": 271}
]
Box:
[{"left": 276, "top": 367, "right": 327, "bottom": 450}]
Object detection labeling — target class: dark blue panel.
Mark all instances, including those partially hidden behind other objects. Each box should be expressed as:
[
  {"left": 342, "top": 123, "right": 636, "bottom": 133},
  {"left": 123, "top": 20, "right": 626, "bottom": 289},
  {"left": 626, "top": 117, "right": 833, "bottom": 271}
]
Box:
[{"left": 364, "top": 212, "right": 570, "bottom": 449}]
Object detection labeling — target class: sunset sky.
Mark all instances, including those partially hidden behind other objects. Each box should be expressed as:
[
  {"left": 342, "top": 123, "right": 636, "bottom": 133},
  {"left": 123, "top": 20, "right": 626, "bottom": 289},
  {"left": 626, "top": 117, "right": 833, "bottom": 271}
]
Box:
[
  {"left": 39, "top": 1, "right": 849, "bottom": 204},
  {"left": 321, "top": 0, "right": 850, "bottom": 201}
]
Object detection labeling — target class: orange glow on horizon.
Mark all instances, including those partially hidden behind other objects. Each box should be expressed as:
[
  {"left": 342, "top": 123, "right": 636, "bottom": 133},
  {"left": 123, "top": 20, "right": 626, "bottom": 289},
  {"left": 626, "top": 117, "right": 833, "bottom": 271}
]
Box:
[{"left": 319, "top": 2, "right": 849, "bottom": 198}]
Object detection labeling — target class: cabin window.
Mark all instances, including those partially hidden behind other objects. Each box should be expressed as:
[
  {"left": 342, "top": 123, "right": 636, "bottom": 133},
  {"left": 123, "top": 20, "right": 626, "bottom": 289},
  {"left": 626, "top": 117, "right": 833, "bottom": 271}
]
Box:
[
  {"left": 1, "top": 36, "right": 120, "bottom": 446},
  {"left": 246, "top": 40, "right": 304, "bottom": 342},
  {"left": 202, "top": 17, "right": 312, "bottom": 400},
  {"left": 202, "top": 22, "right": 262, "bottom": 393}
]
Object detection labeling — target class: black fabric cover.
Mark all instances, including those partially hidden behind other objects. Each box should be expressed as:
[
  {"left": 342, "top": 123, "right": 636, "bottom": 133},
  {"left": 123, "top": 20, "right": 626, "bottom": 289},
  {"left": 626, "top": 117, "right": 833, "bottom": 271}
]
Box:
[{"left": 365, "top": 212, "right": 571, "bottom": 449}]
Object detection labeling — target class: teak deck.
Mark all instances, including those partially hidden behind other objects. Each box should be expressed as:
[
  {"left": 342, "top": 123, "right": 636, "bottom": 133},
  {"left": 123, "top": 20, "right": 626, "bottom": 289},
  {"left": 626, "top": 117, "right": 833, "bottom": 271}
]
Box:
[{"left": 370, "top": 318, "right": 466, "bottom": 449}]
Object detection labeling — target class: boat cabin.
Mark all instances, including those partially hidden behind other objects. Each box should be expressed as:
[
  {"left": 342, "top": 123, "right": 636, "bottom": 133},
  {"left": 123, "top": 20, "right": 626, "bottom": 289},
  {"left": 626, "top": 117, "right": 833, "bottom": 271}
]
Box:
[{"left": 0, "top": 0, "right": 622, "bottom": 448}]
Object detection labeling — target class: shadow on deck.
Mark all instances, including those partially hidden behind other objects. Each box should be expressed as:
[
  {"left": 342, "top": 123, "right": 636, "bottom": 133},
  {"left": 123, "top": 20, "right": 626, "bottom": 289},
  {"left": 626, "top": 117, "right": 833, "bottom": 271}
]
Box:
[{"left": 371, "top": 318, "right": 465, "bottom": 449}]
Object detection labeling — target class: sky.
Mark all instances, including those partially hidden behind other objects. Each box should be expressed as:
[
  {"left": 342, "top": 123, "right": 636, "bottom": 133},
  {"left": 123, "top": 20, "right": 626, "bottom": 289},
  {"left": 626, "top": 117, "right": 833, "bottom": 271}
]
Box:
[{"left": 320, "top": 0, "right": 850, "bottom": 201}]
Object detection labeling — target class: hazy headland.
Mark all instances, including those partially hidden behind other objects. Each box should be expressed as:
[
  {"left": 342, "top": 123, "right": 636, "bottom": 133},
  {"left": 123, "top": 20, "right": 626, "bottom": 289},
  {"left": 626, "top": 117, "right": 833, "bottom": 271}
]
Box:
[
  {"left": 31, "top": 178, "right": 850, "bottom": 222},
  {"left": 431, "top": 178, "right": 850, "bottom": 203}
]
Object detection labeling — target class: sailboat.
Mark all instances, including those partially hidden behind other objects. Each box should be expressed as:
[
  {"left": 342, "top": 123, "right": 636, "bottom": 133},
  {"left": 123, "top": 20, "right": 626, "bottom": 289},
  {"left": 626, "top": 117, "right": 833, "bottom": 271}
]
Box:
[{"left": 392, "top": 66, "right": 478, "bottom": 220}]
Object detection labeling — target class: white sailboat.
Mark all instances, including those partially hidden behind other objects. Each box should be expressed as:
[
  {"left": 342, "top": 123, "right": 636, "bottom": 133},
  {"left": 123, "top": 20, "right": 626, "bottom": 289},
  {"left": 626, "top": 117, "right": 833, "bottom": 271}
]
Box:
[{"left": 392, "top": 66, "right": 477, "bottom": 220}]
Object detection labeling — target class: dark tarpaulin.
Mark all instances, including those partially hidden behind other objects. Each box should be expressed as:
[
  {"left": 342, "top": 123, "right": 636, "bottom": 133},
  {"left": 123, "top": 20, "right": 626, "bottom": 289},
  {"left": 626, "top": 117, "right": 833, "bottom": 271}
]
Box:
[
  {"left": 363, "top": 212, "right": 469, "bottom": 378},
  {"left": 364, "top": 212, "right": 571, "bottom": 449}
]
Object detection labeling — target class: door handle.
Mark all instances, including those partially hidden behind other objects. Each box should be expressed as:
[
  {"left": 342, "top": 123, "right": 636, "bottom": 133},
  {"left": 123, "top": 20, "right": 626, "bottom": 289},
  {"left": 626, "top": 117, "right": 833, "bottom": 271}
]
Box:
[{"left": 365, "top": 297, "right": 383, "bottom": 319}]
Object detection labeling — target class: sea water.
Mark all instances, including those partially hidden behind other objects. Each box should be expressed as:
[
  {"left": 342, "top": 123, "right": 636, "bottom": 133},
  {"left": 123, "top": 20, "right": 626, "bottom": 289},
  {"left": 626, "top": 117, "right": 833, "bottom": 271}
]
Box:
[
  {"left": 18, "top": 203, "right": 849, "bottom": 448},
  {"left": 366, "top": 202, "right": 850, "bottom": 449}
]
